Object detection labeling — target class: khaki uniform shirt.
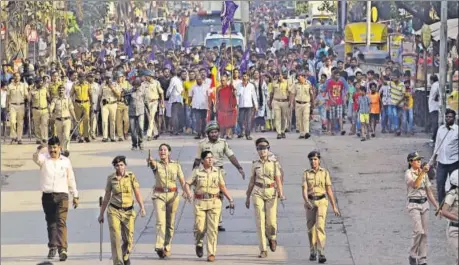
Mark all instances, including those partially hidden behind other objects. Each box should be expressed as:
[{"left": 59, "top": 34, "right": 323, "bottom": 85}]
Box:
[
  {"left": 270, "top": 80, "right": 289, "bottom": 100},
  {"left": 405, "top": 168, "right": 431, "bottom": 199},
  {"left": 105, "top": 171, "right": 140, "bottom": 208},
  {"left": 50, "top": 96, "right": 74, "bottom": 118},
  {"left": 251, "top": 158, "right": 281, "bottom": 197},
  {"left": 292, "top": 81, "right": 313, "bottom": 103},
  {"left": 196, "top": 138, "right": 234, "bottom": 168},
  {"left": 187, "top": 167, "right": 225, "bottom": 196},
  {"left": 100, "top": 84, "right": 119, "bottom": 103},
  {"left": 48, "top": 81, "right": 63, "bottom": 100},
  {"left": 30, "top": 87, "right": 49, "bottom": 109},
  {"left": 71, "top": 82, "right": 91, "bottom": 101},
  {"left": 444, "top": 189, "right": 459, "bottom": 224},
  {"left": 7, "top": 82, "right": 28, "bottom": 105},
  {"left": 152, "top": 160, "right": 184, "bottom": 189},
  {"left": 142, "top": 80, "right": 163, "bottom": 102},
  {"left": 302, "top": 167, "right": 331, "bottom": 196}
]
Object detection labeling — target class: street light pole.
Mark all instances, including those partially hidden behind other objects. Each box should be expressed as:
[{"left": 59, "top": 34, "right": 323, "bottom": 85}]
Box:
[
  {"left": 51, "top": 1, "right": 57, "bottom": 61},
  {"left": 366, "top": 0, "right": 371, "bottom": 49},
  {"left": 438, "top": 1, "right": 448, "bottom": 125}
]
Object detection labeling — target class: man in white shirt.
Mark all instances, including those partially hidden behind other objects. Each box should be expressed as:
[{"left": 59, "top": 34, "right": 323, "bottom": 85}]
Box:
[
  {"left": 189, "top": 75, "right": 209, "bottom": 139},
  {"left": 236, "top": 72, "right": 258, "bottom": 140},
  {"left": 318, "top": 57, "right": 333, "bottom": 79},
  {"left": 433, "top": 109, "right": 458, "bottom": 203},
  {"left": 428, "top": 75, "right": 440, "bottom": 142},
  {"left": 166, "top": 70, "right": 185, "bottom": 134},
  {"left": 345, "top": 57, "right": 362, "bottom": 78},
  {"left": 32, "top": 136, "right": 79, "bottom": 261}
]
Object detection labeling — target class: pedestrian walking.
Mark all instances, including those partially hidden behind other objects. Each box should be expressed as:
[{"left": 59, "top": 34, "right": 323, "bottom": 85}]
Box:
[
  {"left": 147, "top": 143, "right": 187, "bottom": 258},
  {"left": 32, "top": 136, "right": 79, "bottom": 261},
  {"left": 193, "top": 121, "right": 245, "bottom": 231},
  {"left": 245, "top": 138, "right": 285, "bottom": 258},
  {"left": 440, "top": 169, "right": 458, "bottom": 265},
  {"left": 433, "top": 109, "right": 458, "bottom": 203},
  {"left": 405, "top": 152, "right": 439, "bottom": 265},
  {"left": 184, "top": 150, "right": 235, "bottom": 262},
  {"left": 98, "top": 156, "right": 146, "bottom": 265},
  {"left": 302, "top": 151, "right": 340, "bottom": 263},
  {"left": 126, "top": 79, "right": 146, "bottom": 150},
  {"left": 7, "top": 72, "right": 28, "bottom": 144}
]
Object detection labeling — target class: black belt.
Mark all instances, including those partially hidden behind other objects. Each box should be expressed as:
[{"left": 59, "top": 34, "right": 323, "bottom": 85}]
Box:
[
  {"left": 75, "top": 99, "right": 89, "bottom": 103},
  {"left": 110, "top": 203, "right": 133, "bottom": 211},
  {"left": 216, "top": 166, "right": 224, "bottom": 169},
  {"left": 408, "top": 198, "right": 428, "bottom": 204},
  {"left": 296, "top": 100, "right": 310, "bottom": 104},
  {"left": 255, "top": 182, "right": 275, "bottom": 188},
  {"left": 11, "top": 103, "right": 24, "bottom": 105},
  {"left": 308, "top": 194, "right": 326, "bottom": 201},
  {"left": 56, "top": 117, "right": 70, "bottom": 121},
  {"left": 450, "top": 222, "right": 459, "bottom": 227},
  {"left": 275, "top": 99, "right": 288, "bottom": 102},
  {"left": 33, "top": 107, "right": 48, "bottom": 110}
]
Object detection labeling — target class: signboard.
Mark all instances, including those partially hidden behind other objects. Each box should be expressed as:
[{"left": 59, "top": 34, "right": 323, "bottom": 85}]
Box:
[
  {"left": 389, "top": 34, "right": 404, "bottom": 61},
  {"left": 371, "top": 7, "right": 378, "bottom": 23},
  {"left": 421, "top": 24, "right": 431, "bottom": 49},
  {"left": 402, "top": 53, "right": 417, "bottom": 80}
]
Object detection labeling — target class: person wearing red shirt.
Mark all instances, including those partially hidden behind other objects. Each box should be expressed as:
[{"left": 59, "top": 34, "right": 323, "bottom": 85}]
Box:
[{"left": 326, "top": 70, "right": 346, "bottom": 135}]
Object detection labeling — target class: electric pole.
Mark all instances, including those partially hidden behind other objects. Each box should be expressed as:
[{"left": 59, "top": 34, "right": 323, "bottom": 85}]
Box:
[
  {"left": 51, "top": 1, "right": 57, "bottom": 61},
  {"left": 438, "top": 1, "right": 448, "bottom": 125},
  {"left": 366, "top": 1, "right": 371, "bottom": 49}
]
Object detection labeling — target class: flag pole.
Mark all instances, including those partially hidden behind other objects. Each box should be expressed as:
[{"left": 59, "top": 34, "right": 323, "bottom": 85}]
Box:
[{"left": 229, "top": 25, "right": 234, "bottom": 84}]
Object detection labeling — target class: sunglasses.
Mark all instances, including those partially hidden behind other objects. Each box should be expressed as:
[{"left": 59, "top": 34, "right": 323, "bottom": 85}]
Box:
[{"left": 256, "top": 145, "right": 269, "bottom": 151}]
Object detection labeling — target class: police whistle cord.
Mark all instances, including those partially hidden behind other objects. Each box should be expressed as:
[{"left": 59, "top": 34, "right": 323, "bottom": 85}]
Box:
[{"left": 280, "top": 200, "right": 295, "bottom": 233}]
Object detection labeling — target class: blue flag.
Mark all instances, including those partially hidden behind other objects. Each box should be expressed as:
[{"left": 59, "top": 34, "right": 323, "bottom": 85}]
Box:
[
  {"left": 123, "top": 30, "right": 133, "bottom": 59},
  {"left": 221, "top": 1, "right": 238, "bottom": 35},
  {"left": 240, "top": 48, "right": 250, "bottom": 73}
]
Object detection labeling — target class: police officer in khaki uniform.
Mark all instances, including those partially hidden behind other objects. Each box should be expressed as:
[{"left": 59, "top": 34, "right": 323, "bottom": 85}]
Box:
[
  {"left": 98, "top": 156, "right": 146, "bottom": 265},
  {"left": 405, "top": 152, "right": 439, "bottom": 265},
  {"left": 100, "top": 76, "right": 119, "bottom": 142},
  {"left": 70, "top": 73, "right": 92, "bottom": 143},
  {"left": 29, "top": 77, "right": 50, "bottom": 144},
  {"left": 88, "top": 73, "right": 101, "bottom": 139},
  {"left": 290, "top": 72, "right": 314, "bottom": 139},
  {"left": 441, "top": 170, "right": 458, "bottom": 265},
  {"left": 147, "top": 143, "right": 187, "bottom": 258},
  {"left": 302, "top": 151, "right": 340, "bottom": 263},
  {"left": 268, "top": 72, "right": 290, "bottom": 139},
  {"left": 50, "top": 85, "right": 77, "bottom": 157},
  {"left": 143, "top": 70, "right": 164, "bottom": 141},
  {"left": 245, "top": 138, "right": 285, "bottom": 258},
  {"left": 185, "top": 150, "right": 234, "bottom": 262},
  {"left": 193, "top": 121, "right": 245, "bottom": 231},
  {"left": 7, "top": 72, "right": 28, "bottom": 144},
  {"left": 115, "top": 72, "right": 131, "bottom": 141},
  {"left": 48, "top": 71, "right": 63, "bottom": 136}
]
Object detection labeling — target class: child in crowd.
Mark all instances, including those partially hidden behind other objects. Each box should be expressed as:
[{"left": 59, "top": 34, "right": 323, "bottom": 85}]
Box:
[
  {"left": 315, "top": 79, "right": 329, "bottom": 131},
  {"left": 353, "top": 82, "right": 362, "bottom": 137},
  {"left": 402, "top": 80, "right": 415, "bottom": 135},
  {"left": 368, "top": 82, "right": 381, "bottom": 137},
  {"left": 347, "top": 76, "right": 356, "bottom": 135},
  {"left": 379, "top": 76, "right": 391, "bottom": 133},
  {"left": 357, "top": 86, "right": 371, "bottom": 141}
]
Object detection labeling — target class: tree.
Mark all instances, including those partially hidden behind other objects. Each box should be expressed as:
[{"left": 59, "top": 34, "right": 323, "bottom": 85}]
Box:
[
  {"left": 317, "top": 1, "right": 336, "bottom": 15},
  {"left": 394, "top": 1, "right": 459, "bottom": 29},
  {"left": 295, "top": 2, "right": 309, "bottom": 16}
]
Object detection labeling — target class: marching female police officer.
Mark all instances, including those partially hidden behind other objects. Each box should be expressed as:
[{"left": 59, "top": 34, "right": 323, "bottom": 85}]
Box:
[
  {"left": 185, "top": 150, "right": 235, "bottom": 262},
  {"left": 147, "top": 143, "right": 187, "bottom": 259},
  {"left": 302, "top": 151, "right": 340, "bottom": 264},
  {"left": 440, "top": 169, "right": 458, "bottom": 265},
  {"left": 98, "top": 156, "right": 146, "bottom": 265},
  {"left": 245, "top": 138, "right": 285, "bottom": 258},
  {"left": 405, "top": 152, "right": 439, "bottom": 265}
]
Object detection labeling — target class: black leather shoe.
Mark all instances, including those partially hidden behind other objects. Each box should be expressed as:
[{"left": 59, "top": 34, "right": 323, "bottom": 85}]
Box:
[
  {"left": 218, "top": 225, "right": 226, "bottom": 232},
  {"left": 124, "top": 257, "right": 131, "bottom": 265},
  {"left": 277, "top": 134, "right": 282, "bottom": 139},
  {"left": 318, "top": 254, "right": 327, "bottom": 263},
  {"left": 305, "top": 133, "right": 311, "bottom": 139},
  {"left": 47, "top": 248, "right": 57, "bottom": 259},
  {"left": 196, "top": 245, "right": 203, "bottom": 258},
  {"left": 309, "top": 252, "right": 317, "bottom": 261},
  {"left": 58, "top": 249, "right": 67, "bottom": 261},
  {"left": 409, "top": 256, "right": 417, "bottom": 265},
  {"left": 155, "top": 248, "right": 165, "bottom": 259},
  {"left": 268, "top": 239, "right": 277, "bottom": 252}
]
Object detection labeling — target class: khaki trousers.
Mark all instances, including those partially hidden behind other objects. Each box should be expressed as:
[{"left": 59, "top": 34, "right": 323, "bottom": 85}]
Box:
[
  {"left": 153, "top": 192, "right": 180, "bottom": 251},
  {"left": 9, "top": 104, "right": 25, "bottom": 140},
  {"left": 272, "top": 100, "right": 288, "bottom": 134},
  {"left": 107, "top": 205, "right": 136, "bottom": 265},
  {"left": 90, "top": 110, "right": 99, "bottom": 138},
  {"left": 306, "top": 198, "right": 328, "bottom": 254},
  {"left": 194, "top": 198, "right": 222, "bottom": 256},
  {"left": 447, "top": 226, "right": 458, "bottom": 265},
  {"left": 74, "top": 102, "right": 90, "bottom": 138},
  {"left": 102, "top": 103, "right": 117, "bottom": 139},
  {"left": 407, "top": 201, "right": 429, "bottom": 264},
  {"left": 116, "top": 103, "right": 129, "bottom": 138},
  {"left": 252, "top": 189, "right": 278, "bottom": 252},
  {"left": 32, "top": 109, "right": 49, "bottom": 141},
  {"left": 146, "top": 100, "right": 159, "bottom": 137},
  {"left": 295, "top": 103, "right": 310, "bottom": 136},
  {"left": 55, "top": 119, "right": 71, "bottom": 152}
]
